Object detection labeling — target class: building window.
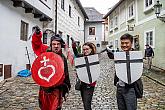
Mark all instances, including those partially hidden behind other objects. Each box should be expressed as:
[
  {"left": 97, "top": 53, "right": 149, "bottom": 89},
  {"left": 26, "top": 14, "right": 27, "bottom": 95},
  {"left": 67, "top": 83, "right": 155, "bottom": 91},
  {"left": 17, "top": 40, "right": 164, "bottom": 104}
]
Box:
[
  {"left": 69, "top": 5, "right": 71, "bottom": 17},
  {"left": 134, "top": 36, "right": 140, "bottom": 51},
  {"left": 114, "top": 16, "right": 118, "bottom": 28},
  {"left": 89, "top": 27, "right": 95, "bottom": 35},
  {"left": 20, "top": 20, "right": 28, "bottom": 41},
  {"left": 146, "top": 31, "right": 153, "bottom": 46},
  {"left": 144, "top": 29, "right": 155, "bottom": 48},
  {"left": 145, "top": 0, "right": 153, "bottom": 7},
  {"left": 120, "top": 6, "right": 126, "bottom": 24},
  {"left": 78, "top": 16, "right": 80, "bottom": 26},
  {"left": 115, "top": 40, "right": 119, "bottom": 49},
  {"left": 144, "top": 0, "right": 154, "bottom": 12},
  {"left": 128, "top": 2, "right": 135, "bottom": 19},
  {"left": 43, "top": 32, "right": 47, "bottom": 44},
  {"left": 61, "top": 0, "right": 65, "bottom": 10},
  {"left": 110, "top": 19, "right": 113, "bottom": 29}
]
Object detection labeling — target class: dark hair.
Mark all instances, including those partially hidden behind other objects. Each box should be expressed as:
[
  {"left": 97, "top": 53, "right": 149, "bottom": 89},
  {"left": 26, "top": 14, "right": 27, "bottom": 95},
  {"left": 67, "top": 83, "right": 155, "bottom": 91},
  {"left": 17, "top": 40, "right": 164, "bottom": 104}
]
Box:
[
  {"left": 120, "top": 33, "right": 133, "bottom": 43},
  {"left": 82, "top": 42, "right": 96, "bottom": 55},
  {"left": 50, "top": 34, "right": 65, "bottom": 49}
]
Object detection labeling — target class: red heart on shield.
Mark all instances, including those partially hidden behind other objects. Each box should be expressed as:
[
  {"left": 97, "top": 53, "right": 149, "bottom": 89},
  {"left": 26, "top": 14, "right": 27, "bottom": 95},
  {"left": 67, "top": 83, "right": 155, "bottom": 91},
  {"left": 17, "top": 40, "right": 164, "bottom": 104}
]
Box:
[
  {"left": 40, "top": 66, "right": 54, "bottom": 78},
  {"left": 38, "top": 64, "right": 56, "bottom": 82},
  {"left": 31, "top": 52, "right": 64, "bottom": 87}
]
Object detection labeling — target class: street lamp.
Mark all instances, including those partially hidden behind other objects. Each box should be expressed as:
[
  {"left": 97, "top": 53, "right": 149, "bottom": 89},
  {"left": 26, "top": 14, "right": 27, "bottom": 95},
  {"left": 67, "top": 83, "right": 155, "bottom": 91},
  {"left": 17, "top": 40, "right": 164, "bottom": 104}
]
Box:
[{"left": 154, "top": 0, "right": 165, "bottom": 22}]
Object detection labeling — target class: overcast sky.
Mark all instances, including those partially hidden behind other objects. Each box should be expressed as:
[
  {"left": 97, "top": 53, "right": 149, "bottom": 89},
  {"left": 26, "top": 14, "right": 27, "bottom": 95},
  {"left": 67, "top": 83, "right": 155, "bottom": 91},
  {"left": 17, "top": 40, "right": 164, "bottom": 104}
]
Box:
[{"left": 80, "top": 0, "right": 119, "bottom": 14}]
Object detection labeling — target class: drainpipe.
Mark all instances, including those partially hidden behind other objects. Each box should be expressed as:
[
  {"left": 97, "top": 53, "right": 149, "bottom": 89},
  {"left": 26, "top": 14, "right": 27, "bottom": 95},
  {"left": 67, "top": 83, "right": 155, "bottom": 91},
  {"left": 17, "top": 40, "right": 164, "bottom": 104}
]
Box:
[
  {"left": 84, "top": 19, "right": 86, "bottom": 43},
  {"left": 104, "top": 23, "right": 105, "bottom": 41},
  {"left": 55, "top": 0, "right": 57, "bottom": 35}
]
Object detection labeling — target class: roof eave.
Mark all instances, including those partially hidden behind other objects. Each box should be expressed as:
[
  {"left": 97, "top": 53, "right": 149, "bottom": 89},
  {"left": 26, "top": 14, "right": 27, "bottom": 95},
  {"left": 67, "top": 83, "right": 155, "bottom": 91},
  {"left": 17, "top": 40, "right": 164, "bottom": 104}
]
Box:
[
  {"left": 103, "top": 0, "right": 124, "bottom": 19},
  {"left": 76, "top": 0, "right": 89, "bottom": 19}
]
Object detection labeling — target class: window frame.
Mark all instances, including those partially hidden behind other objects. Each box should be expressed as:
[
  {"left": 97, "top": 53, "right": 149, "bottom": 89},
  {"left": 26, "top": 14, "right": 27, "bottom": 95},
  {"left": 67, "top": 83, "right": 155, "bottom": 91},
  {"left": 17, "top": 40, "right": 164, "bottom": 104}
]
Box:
[
  {"left": 43, "top": 32, "right": 47, "bottom": 44},
  {"left": 144, "top": 0, "right": 154, "bottom": 12},
  {"left": 120, "top": 5, "right": 126, "bottom": 24},
  {"left": 114, "top": 39, "right": 119, "bottom": 49},
  {"left": 89, "top": 27, "right": 96, "bottom": 35},
  {"left": 69, "top": 5, "right": 71, "bottom": 17},
  {"left": 61, "top": 0, "right": 65, "bottom": 10},
  {"left": 109, "top": 18, "right": 114, "bottom": 30},
  {"left": 127, "top": 2, "right": 135, "bottom": 21},
  {"left": 144, "top": 28, "right": 155, "bottom": 48},
  {"left": 114, "top": 15, "right": 119, "bottom": 28},
  {"left": 67, "top": 35, "right": 70, "bottom": 47},
  {"left": 20, "top": 20, "right": 29, "bottom": 41},
  {"left": 78, "top": 16, "right": 80, "bottom": 26}
]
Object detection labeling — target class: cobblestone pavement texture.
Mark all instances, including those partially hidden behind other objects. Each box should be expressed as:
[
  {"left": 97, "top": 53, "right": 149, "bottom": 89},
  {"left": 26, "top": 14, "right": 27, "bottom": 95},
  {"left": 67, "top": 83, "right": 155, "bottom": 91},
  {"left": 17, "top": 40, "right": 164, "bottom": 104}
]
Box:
[{"left": 0, "top": 52, "right": 165, "bottom": 110}]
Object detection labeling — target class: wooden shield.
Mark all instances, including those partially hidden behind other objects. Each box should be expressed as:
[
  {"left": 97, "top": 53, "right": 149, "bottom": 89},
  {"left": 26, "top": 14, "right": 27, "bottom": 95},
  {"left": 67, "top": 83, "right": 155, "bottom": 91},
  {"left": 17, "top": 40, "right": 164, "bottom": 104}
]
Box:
[
  {"left": 114, "top": 51, "right": 143, "bottom": 84},
  {"left": 75, "top": 54, "right": 100, "bottom": 84},
  {"left": 31, "top": 52, "right": 64, "bottom": 87}
]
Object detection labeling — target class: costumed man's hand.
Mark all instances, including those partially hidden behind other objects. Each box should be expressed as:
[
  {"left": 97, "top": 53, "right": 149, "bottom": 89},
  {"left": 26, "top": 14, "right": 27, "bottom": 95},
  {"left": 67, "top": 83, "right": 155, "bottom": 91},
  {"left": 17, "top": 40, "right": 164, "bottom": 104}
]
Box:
[{"left": 32, "top": 26, "right": 41, "bottom": 35}]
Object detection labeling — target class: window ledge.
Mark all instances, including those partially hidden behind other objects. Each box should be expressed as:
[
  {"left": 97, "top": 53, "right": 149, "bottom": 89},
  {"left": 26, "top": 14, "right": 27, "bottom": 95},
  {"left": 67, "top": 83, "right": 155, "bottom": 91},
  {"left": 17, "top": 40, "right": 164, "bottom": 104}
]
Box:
[
  {"left": 144, "top": 6, "right": 154, "bottom": 13},
  {"left": 61, "top": 8, "right": 65, "bottom": 11},
  {"left": 127, "top": 16, "right": 135, "bottom": 22}
]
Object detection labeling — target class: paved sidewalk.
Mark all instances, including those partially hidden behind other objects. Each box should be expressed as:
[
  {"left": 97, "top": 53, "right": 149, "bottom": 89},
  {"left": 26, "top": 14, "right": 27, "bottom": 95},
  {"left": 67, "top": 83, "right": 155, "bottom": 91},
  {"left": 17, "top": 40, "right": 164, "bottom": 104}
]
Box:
[
  {"left": 143, "top": 68, "right": 165, "bottom": 86},
  {"left": 0, "top": 52, "right": 165, "bottom": 110}
]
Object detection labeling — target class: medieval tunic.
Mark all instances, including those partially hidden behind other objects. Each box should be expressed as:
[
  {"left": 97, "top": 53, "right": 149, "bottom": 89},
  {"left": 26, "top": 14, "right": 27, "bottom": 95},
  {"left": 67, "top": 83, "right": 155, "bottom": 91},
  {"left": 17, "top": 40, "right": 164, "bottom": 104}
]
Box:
[{"left": 32, "top": 32, "right": 71, "bottom": 110}]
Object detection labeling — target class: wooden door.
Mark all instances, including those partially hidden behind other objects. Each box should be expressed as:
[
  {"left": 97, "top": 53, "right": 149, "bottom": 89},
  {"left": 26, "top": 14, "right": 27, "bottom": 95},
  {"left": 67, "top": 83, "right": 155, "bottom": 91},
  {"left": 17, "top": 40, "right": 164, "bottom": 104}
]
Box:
[
  {"left": 4, "top": 65, "right": 11, "bottom": 79},
  {"left": 0, "top": 64, "right": 3, "bottom": 77},
  {"left": 26, "top": 64, "right": 31, "bottom": 70}
]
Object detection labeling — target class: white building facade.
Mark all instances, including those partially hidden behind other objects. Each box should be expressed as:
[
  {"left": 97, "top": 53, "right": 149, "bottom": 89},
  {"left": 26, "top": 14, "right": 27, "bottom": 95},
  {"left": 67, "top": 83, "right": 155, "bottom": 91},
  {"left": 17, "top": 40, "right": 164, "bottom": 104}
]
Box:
[
  {"left": 0, "top": 0, "right": 54, "bottom": 81},
  {"left": 56, "top": 0, "right": 88, "bottom": 47},
  {"left": 84, "top": 7, "right": 104, "bottom": 52},
  {"left": 103, "top": 0, "right": 165, "bottom": 70}
]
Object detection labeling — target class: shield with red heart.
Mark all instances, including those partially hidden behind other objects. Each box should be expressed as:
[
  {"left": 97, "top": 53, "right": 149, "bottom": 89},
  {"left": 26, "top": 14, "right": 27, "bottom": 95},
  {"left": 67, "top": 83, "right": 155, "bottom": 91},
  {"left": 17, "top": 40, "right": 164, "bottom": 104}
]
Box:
[{"left": 31, "top": 52, "right": 64, "bottom": 87}]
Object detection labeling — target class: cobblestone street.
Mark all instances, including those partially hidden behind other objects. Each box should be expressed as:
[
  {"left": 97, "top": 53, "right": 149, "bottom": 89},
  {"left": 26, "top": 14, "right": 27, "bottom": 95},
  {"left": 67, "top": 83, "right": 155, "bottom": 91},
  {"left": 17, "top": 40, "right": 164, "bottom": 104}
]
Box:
[{"left": 0, "top": 52, "right": 165, "bottom": 110}]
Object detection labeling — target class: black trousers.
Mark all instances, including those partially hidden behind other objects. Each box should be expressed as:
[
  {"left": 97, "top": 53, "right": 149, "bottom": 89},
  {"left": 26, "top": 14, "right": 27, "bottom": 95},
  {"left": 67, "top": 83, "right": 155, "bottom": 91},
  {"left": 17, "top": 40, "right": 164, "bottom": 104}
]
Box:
[
  {"left": 116, "top": 86, "right": 137, "bottom": 110},
  {"left": 80, "top": 85, "right": 95, "bottom": 110}
]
